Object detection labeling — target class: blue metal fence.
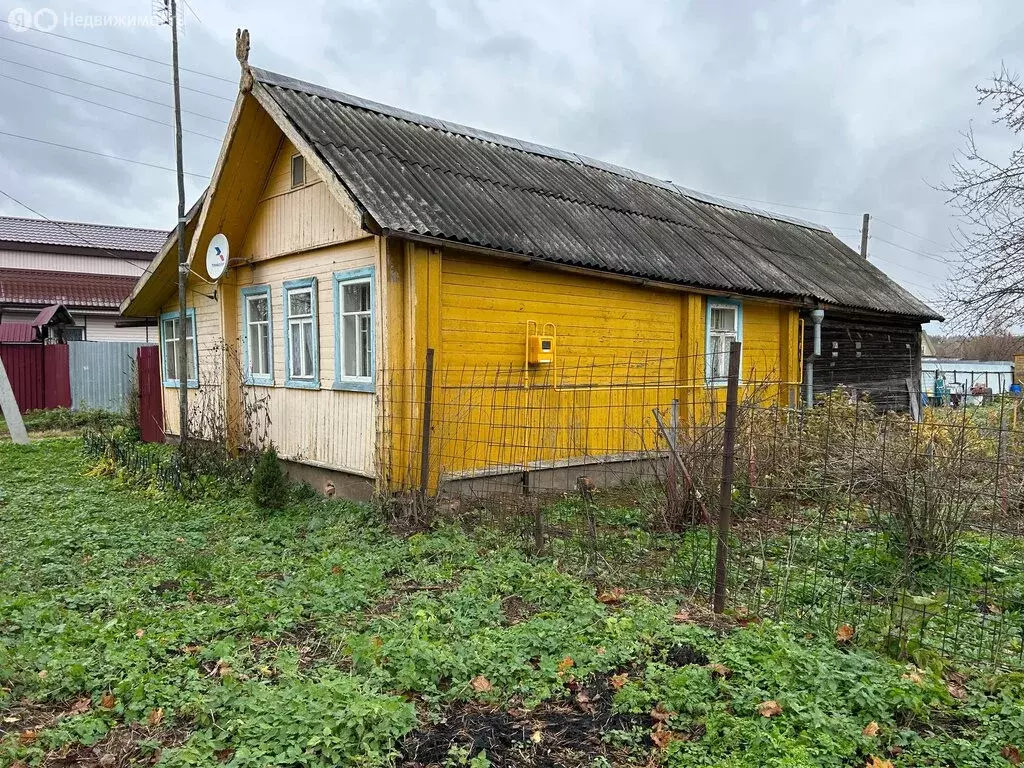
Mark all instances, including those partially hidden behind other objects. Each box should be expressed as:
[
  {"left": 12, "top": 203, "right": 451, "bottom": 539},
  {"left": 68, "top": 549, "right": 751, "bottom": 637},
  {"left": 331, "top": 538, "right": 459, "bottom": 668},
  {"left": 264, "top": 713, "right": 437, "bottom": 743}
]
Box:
[{"left": 68, "top": 341, "right": 154, "bottom": 413}]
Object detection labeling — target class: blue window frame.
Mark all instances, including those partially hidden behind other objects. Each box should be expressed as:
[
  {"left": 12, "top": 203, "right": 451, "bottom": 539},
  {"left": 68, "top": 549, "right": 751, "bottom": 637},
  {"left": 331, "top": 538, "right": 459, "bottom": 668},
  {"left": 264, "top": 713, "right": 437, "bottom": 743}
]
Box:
[
  {"left": 332, "top": 267, "right": 376, "bottom": 392},
  {"left": 282, "top": 277, "right": 320, "bottom": 389},
  {"left": 159, "top": 308, "right": 198, "bottom": 388},
  {"left": 705, "top": 298, "right": 743, "bottom": 386},
  {"left": 241, "top": 285, "right": 274, "bottom": 386}
]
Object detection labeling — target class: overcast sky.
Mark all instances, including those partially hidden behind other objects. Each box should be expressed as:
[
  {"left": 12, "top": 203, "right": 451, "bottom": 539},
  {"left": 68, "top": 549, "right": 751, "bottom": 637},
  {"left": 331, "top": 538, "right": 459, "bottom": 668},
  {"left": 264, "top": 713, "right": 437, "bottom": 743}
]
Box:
[{"left": 0, "top": 0, "right": 1021, "bottom": 323}]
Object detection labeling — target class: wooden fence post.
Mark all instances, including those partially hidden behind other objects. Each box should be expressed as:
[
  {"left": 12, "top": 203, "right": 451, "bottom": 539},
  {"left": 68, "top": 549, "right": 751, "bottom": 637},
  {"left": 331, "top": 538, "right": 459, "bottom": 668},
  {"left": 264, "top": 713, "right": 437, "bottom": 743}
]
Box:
[
  {"left": 713, "top": 341, "right": 742, "bottom": 614},
  {"left": 419, "top": 348, "right": 436, "bottom": 495}
]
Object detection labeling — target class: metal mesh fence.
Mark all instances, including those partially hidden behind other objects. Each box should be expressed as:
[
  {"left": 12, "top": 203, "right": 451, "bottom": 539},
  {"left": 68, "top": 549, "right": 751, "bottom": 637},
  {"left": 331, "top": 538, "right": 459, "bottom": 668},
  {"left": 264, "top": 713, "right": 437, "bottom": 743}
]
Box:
[{"left": 379, "top": 345, "right": 1024, "bottom": 671}]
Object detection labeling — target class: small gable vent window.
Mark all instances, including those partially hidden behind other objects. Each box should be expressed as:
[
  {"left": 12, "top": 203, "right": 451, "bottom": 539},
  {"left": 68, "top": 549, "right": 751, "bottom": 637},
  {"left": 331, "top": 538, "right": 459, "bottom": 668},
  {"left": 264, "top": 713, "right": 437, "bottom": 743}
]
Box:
[{"left": 290, "top": 154, "right": 306, "bottom": 188}]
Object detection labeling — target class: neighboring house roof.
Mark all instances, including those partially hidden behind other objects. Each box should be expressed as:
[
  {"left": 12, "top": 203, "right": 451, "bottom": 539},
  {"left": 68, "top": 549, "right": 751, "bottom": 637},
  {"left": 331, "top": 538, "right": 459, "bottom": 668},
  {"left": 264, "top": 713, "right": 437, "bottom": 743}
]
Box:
[
  {"left": 0, "top": 215, "right": 167, "bottom": 256},
  {"left": 0, "top": 267, "right": 138, "bottom": 309},
  {"left": 251, "top": 67, "right": 940, "bottom": 321},
  {"left": 33, "top": 303, "right": 75, "bottom": 326},
  {"left": 0, "top": 323, "right": 38, "bottom": 343}
]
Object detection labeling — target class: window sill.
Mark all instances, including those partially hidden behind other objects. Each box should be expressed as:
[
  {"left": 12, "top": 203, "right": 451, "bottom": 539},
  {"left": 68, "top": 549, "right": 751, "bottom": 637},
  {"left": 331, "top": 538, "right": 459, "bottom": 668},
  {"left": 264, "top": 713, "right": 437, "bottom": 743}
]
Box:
[
  {"left": 284, "top": 378, "right": 320, "bottom": 390},
  {"left": 163, "top": 379, "right": 198, "bottom": 389},
  {"left": 332, "top": 379, "right": 375, "bottom": 393},
  {"left": 244, "top": 376, "right": 275, "bottom": 387}
]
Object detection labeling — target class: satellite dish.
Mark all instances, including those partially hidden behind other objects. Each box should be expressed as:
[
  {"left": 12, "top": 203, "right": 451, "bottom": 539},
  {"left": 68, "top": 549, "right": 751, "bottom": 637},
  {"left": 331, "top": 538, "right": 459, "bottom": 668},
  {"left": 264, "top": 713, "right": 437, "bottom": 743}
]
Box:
[{"left": 206, "top": 233, "right": 229, "bottom": 280}]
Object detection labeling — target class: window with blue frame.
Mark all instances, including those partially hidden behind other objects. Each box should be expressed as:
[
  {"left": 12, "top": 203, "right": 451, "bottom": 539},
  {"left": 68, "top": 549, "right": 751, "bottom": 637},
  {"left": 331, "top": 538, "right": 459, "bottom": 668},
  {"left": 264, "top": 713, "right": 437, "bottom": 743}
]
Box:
[
  {"left": 333, "top": 267, "right": 375, "bottom": 391},
  {"left": 242, "top": 285, "right": 273, "bottom": 385},
  {"left": 706, "top": 300, "right": 742, "bottom": 385},
  {"left": 283, "top": 277, "right": 319, "bottom": 388},
  {"left": 160, "top": 308, "right": 198, "bottom": 387}
]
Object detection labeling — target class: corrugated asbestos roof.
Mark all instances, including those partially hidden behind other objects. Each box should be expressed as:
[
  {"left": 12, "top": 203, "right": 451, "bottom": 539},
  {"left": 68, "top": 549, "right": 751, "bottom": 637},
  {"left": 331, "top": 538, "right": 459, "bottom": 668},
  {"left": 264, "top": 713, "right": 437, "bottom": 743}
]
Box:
[
  {"left": 0, "top": 215, "right": 167, "bottom": 255},
  {"left": 0, "top": 267, "right": 138, "bottom": 309},
  {"left": 252, "top": 68, "right": 940, "bottom": 320}
]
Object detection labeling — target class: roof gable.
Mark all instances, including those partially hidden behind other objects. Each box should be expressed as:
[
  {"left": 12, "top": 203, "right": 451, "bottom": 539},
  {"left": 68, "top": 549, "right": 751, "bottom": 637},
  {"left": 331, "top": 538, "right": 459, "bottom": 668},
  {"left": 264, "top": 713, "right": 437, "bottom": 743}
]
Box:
[{"left": 252, "top": 67, "right": 940, "bottom": 321}]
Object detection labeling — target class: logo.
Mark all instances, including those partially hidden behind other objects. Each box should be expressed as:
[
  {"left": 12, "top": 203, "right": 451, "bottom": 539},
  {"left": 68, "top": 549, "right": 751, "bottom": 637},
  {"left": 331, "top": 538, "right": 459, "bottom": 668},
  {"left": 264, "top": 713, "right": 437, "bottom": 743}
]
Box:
[
  {"left": 7, "top": 8, "right": 32, "bottom": 32},
  {"left": 33, "top": 8, "right": 58, "bottom": 31}
]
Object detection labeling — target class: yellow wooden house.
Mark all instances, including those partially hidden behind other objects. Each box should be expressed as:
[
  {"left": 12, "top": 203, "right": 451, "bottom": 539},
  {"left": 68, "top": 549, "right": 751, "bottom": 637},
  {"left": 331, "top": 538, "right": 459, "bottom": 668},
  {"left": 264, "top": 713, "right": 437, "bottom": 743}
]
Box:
[{"left": 122, "top": 60, "right": 940, "bottom": 498}]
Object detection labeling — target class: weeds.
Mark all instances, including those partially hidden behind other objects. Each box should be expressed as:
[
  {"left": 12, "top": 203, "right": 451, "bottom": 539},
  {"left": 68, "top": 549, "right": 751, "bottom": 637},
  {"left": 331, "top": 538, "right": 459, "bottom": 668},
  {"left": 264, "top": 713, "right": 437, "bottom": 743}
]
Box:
[{"left": 1, "top": 439, "right": 1022, "bottom": 767}]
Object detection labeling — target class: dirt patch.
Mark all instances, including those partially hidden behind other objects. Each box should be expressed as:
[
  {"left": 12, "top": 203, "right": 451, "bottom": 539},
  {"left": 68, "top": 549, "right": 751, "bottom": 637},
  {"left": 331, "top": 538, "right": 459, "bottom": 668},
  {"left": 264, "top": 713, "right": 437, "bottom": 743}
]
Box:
[
  {"left": 248, "top": 622, "right": 338, "bottom": 671},
  {"left": 501, "top": 595, "right": 536, "bottom": 626},
  {"left": 0, "top": 698, "right": 71, "bottom": 740},
  {"left": 661, "top": 643, "right": 709, "bottom": 668},
  {"left": 399, "top": 674, "right": 648, "bottom": 768},
  {"left": 42, "top": 722, "right": 191, "bottom": 767}
]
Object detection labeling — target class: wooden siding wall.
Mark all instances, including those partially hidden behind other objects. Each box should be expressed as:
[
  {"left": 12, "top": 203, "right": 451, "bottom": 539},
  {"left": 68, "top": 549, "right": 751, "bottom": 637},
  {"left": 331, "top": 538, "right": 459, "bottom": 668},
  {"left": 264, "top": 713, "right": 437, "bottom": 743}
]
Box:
[
  {"left": 160, "top": 131, "right": 377, "bottom": 477},
  {"left": 161, "top": 286, "right": 221, "bottom": 440},
  {"left": 234, "top": 241, "right": 378, "bottom": 476},
  {"left": 245, "top": 139, "right": 364, "bottom": 262},
  {"left": 385, "top": 245, "right": 801, "bottom": 490},
  {"left": 804, "top": 314, "right": 921, "bottom": 412}
]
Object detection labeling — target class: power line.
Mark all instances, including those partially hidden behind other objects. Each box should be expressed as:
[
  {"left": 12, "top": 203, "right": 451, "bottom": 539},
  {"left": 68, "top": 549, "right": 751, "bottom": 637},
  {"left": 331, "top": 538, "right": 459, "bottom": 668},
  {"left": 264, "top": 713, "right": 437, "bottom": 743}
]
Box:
[
  {"left": 872, "top": 217, "right": 951, "bottom": 250},
  {"left": 871, "top": 235, "right": 953, "bottom": 264},
  {"left": 0, "top": 129, "right": 208, "bottom": 178},
  {"left": 0, "top": 35, "right": 234, "bottom": 102},
  {"left": 0, "top": 72, "right": 221, "bottom": 141},
  {"left": 0, "top": 16, "right": 234, "bottom": 83},
  {"left": 0, "top": 187, "right": 156, "bottom": 275},
  {"left": 0, "top": 55, "right": 228, "bottom": 123}
]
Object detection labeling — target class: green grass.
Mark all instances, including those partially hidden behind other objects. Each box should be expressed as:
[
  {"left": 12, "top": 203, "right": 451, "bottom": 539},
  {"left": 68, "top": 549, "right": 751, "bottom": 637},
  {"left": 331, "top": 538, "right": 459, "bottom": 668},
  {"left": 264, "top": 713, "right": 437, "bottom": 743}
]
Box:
[
  {"left": 1, "top": 440, "right": 1022, "bottom": 767},
  {"left": 0, "top": 407, "right": 125, "bottom": 438}
]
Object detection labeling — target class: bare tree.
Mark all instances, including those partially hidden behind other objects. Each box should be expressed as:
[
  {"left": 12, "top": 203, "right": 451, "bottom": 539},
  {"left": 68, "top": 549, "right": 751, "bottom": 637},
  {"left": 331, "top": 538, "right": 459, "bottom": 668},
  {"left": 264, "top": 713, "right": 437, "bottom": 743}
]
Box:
[
  {"left": 943, "top": 66, "right": 1024, "bottom": 330},
  {"left": 931, "top": 321, "right": 1024, "bottom": 361}
]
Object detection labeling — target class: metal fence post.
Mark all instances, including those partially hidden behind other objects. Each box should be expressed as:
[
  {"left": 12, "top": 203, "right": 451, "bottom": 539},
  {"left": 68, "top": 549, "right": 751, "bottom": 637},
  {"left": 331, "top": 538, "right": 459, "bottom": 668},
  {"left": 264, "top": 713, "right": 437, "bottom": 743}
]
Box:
[
  {"left": 419, "top": 348, "right": 436, "bottom": 495},
  {"left": 713, "top": 340, "right": 742, "bottom": 614}
]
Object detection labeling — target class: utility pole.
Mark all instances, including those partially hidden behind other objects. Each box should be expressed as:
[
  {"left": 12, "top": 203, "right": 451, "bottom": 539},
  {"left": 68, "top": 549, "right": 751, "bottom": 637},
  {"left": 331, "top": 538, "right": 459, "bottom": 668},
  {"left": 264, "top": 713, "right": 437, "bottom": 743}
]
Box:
[
  {"left": 860, "top": 213, "right": 870, "bottom": 259},
  {"left": 168, "top": 0, "right": 188, "bottom": 447}
]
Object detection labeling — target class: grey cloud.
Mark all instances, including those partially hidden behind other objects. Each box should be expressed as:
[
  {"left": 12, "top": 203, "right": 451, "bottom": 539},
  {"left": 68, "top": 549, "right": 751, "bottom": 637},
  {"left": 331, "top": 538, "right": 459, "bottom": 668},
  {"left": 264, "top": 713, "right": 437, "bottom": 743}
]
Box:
[{"left": 1, "top": 0, "right": 1021, "bottom": 324}]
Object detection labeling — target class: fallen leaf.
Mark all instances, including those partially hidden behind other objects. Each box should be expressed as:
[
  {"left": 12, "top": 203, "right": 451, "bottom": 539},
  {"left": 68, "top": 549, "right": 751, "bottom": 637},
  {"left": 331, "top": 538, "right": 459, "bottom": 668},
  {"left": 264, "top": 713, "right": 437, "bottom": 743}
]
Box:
[
  {"left": 576, "top": 690, "right": 591, "bottom": 704},
  {"left": 946, "top": 682, "right": 968, "bottom": 700},
  {"left": 836, "top": 624, "right": 856, "bottom": 643},
  {"left": 862, "top": 721, "right": 879, "bottom": 737},
  {"left": 556, "top": 656, "right": 575, "bottom": 675},
  {"left": 610, "top": 673, "right": 629, "bottom": 689},
  {"left": 672, "top": 609, "right": 691, "bottom": 623},
  {"left": 901, "top": 667, "right": 924, "bottom": 685},
  {"left": 651, "top": 728, "right": 676, "bottom": 750},
  {"left": 135, "top": 628, "right": 146, "bottom": 639},
  {"left": 331, "top": 565, "right": 342, "bottom": 575},
  {"left": 707, "top": 663, "right": 732, "bottom": 678},
  {"left": 175, "top": 537, "right": 185, "bottom": 543},
  {"left": 530, "top": 729, "right": 543, "bottom": 744},
  {"left": 213, "top": 660, "right": 232, "bottom": 678},
  {"left": 1002, "top": 745, "right": 1022, "bottom": 765},
  {"left": 597, "top": 587, "right": 626, "bottom": 604},
  {"left": 99, "top": 754, "right": 115, "bottom": 768},
  {"left": 214, "top": 748, "right": 234, "bottom": 763},
  {"left": 19, "top": 730, "right": 37, "bottom": 744},
  {"left": 987, "top": 604, "right": 1003, "bottom": 615},
  {"left": 3, "top": 716, "right": 20, "bottom": 723},
  {"left": 595, "top": 646, "right": 606, "bottom": 656},
  {"left": 866, "top": 757, "right": 894, "bottom": 768},
  {"left": 650, "top": 704, "right": 673, "bottom": 722},
  {"left": 68, "top": 698, "right": 91, "bottom": 716},
  {"left": 470, "top": 675, "right": 493, "bottom": 693},
  {"left": 181, "top": 644, "right": 202, "bottom": 655},
  {"left": 37, "top": 670, "right": 48, "bottom": 679},
  {"left": 147, "top": 707, "right": 164, "bottom": 726},
  {"left": 757, "top": 700, "right": 782, "bottom": 718},
  {"left": 100, "top": 693, "right": 116, "bottom": 709}
]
